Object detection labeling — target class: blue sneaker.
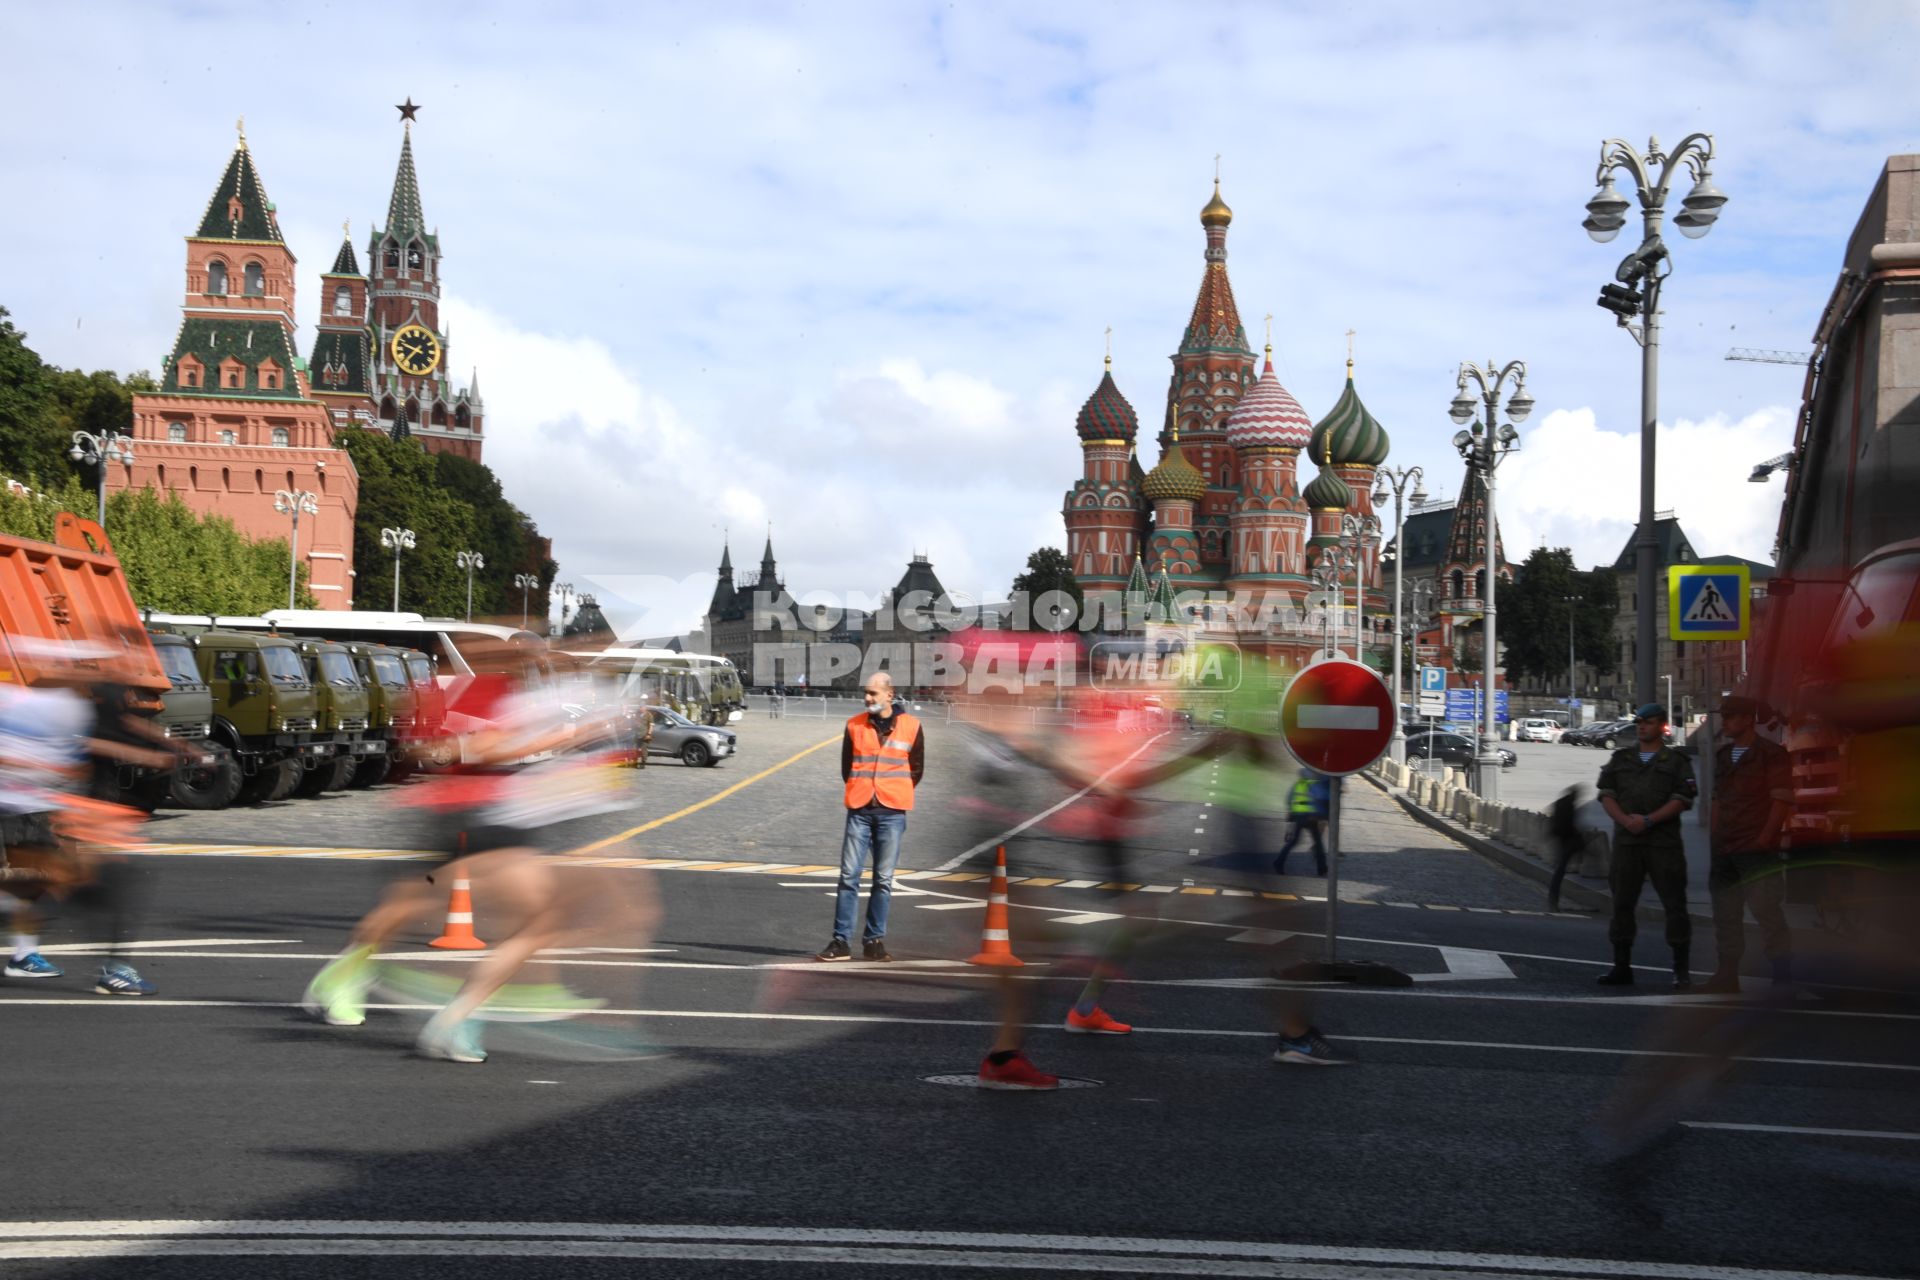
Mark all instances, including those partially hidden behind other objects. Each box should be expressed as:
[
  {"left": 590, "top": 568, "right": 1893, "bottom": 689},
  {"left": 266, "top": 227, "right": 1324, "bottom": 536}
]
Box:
[
  {"left": 95, "top": 961, "right": 156, "bottom": 997},
  {"left": 5, "top": 953, "right": 63, "bottom": 979},
  {"left": 1273, "top": 1026, "right": 1351, "bottom": 1066}
]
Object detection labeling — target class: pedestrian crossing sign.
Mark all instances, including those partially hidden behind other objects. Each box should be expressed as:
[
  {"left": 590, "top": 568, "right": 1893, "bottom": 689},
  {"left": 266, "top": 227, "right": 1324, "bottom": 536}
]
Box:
[{"left": 1669, "top": 564, "right": 1750, "bottom": 641}]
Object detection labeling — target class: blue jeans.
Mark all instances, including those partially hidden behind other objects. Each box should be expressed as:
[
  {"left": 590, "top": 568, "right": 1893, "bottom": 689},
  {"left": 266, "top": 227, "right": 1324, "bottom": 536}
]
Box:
[{"left": 834, "top": 808, "right": 906, "bottom": 943}]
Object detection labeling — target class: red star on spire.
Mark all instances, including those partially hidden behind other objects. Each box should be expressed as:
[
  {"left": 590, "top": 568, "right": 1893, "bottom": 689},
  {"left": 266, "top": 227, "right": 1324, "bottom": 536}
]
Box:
[{"left": 396, "top": 97, "right": 422, "bottom": 122}]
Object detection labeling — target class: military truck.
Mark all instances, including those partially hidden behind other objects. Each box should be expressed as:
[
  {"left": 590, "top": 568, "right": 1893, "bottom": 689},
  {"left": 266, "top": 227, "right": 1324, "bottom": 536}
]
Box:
[
  {"left": 290, "top": 637, "right": 380, "bottom": 796},
  {"left": 342, "top": 640, "right": 416, "bottom": 786},
  {"left": 148, "top": 629, "right": 236, "bottom": 810},
  {"left": 190, "top": 629, "right": 328, "bottom": 803}
]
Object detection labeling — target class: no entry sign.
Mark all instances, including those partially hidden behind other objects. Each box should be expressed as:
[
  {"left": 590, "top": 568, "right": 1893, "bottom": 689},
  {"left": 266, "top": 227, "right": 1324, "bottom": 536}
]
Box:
[{"left": 1279, "top": 658, "right": 1395, "bottom": 776}]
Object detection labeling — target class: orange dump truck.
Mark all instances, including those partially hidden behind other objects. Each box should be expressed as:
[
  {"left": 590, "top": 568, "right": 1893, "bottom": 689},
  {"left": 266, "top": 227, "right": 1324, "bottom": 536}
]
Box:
[{"left": 0, "top": 513, "right": 177, "bottom": 806}]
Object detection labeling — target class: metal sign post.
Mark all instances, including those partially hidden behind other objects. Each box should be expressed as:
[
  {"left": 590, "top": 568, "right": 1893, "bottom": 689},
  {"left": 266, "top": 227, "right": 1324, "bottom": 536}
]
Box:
[{"left": 1323, "top": 778, "right": 1343, "bottom": 961}]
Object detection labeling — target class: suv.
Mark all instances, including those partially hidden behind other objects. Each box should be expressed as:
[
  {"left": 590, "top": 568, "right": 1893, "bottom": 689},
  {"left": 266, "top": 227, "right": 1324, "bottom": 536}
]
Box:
[
  {"left": 1516, "top": 718, "right": 1561, "bottom": 743},
  {"left": 642, "top": 705, "right": 737, "bottom": 767}
]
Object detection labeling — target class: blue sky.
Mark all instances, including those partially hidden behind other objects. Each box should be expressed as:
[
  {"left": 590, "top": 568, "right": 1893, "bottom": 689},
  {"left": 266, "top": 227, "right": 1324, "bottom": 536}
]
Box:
[{"left": 3, "top": 1, "right": 1916, "bottom": 633}]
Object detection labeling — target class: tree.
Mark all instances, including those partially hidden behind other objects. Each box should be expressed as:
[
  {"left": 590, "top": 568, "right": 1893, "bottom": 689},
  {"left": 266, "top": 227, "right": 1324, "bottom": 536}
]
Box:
[
  {"left": 1502, "top": 547, "right": 1618, "bottom": 684},
  {"left": 0, "top": 476, "right": 313, "bottom": 612},
  {"left": 1011, "top": 546, "right": 1083, "bottom": 628}
]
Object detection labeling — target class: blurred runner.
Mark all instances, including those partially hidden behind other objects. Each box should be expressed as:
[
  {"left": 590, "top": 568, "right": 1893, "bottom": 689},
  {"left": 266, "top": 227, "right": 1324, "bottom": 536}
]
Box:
[{"left": 303, "top": 643, "right": 642, "bottom": 1063}]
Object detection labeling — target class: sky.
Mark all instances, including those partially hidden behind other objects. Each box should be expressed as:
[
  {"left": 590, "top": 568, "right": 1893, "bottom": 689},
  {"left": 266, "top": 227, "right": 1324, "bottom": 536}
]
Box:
[{"left": 4, "top": 0, "right": 1917, "bottom": 635}]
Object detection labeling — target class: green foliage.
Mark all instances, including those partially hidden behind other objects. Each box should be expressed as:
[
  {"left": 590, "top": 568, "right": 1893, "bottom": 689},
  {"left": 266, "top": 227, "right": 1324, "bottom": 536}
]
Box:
[
  {"left": 1503, "top": 547, "right": 1619, "bottom": 682},
  {"left": 0, "top": 477, "right": 313, "bottom": 613},
  {"left": 0, "top": 305, "right": 156, "bottom": 490},
  {"left": 1011, "top": 546, "right": 1084, "bottom": 610},
  {"left": 335, "top": 429, "right": 550, "bottom": 621}
]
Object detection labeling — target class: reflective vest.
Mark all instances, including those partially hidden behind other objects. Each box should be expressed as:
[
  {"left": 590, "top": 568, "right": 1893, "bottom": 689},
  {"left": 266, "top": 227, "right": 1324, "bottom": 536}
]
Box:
[
  {"left": 844, "top": 712, "right": 921, "bottom": 812},
  {"left": 1289, "top": 778, "right": 1318, "bottom": 817}
]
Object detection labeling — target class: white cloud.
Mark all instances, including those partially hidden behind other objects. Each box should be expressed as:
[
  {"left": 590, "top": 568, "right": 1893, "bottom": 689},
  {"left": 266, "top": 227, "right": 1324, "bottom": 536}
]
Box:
[{"left": 1495, "top": 406, "right": 1798, "bottom": 569}]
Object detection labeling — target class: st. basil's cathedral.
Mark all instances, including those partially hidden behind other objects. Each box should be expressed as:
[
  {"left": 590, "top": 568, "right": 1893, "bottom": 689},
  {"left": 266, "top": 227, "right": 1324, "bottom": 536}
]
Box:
[{"left": 1062, "top": 179, "right": 1510, "bottom": 680}]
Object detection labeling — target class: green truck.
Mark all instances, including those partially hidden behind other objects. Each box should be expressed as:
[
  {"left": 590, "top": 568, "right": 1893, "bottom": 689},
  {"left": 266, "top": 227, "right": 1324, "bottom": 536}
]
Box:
[
  {"left": 291, "top": 637, "right": 381, "bottom": 796},
  {"left": 148, "top": 629, "right": 237, "bottom": 810},
  {"left": 187, "top": 628, "right": 329, "bottom": 804},
  {"left": 342, "top": 640, "right": 418, "bottom": 786}
]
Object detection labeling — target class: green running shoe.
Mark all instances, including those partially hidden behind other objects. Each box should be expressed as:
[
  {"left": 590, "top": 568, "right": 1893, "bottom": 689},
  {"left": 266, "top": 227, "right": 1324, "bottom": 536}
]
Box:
[
  {"left": 417, "top": 1015, "right": 487, "bottom": 1063},
  {"left": 302, "top": 946, "right": 375, "bottom": 1026}
]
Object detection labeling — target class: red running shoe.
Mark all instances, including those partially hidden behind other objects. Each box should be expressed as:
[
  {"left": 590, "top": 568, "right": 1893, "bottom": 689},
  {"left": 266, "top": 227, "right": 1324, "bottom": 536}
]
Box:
[
  {"left": 1064, "top": 1006, "right": 1133, "bottom": 1035},
  {"left": 977, "top": 1052, "right": 1060, "bottom": 1090}
]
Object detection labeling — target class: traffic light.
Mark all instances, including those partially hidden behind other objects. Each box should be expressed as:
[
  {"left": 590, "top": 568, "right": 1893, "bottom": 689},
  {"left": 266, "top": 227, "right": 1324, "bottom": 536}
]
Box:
[{"left": 1597, "top": 283, "right": 1642, "bottom": 318}]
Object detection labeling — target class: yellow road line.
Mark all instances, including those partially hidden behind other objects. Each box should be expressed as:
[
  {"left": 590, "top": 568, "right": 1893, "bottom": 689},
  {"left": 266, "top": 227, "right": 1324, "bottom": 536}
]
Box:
[{"left": 561, "top": 733, "right": 841, "bottom": 858}]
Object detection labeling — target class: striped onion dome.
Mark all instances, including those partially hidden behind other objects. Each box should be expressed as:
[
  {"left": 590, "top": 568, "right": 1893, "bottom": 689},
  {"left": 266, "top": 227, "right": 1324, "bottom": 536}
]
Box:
[
  {"left": 1075, "top": 366, "right": 1139, "bottom": 442},
  {"left": 1141, "top": 429, "right": 1207, "bottom": 503},
  {"left": 1303, "top": 463, "right": 1353, "bottom": 511},
  {"left": 1225, "top": 350, "right": 1313, "bottom": 450},
  {"left": 1308, "top": 368, "right": 1390, "bottom": 467}
]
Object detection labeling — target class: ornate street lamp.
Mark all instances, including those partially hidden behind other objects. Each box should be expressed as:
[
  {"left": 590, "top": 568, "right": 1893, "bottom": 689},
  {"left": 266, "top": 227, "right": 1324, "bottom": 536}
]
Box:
[
  {"left": 455, "top": 550, "right": 485, "bottom": 622},
  {"left": 69, "top": 429, "right": 135, "bottom": 529},
  {"left": 514, "top": 572, "right": 539, "bottom": 630},
  {"left": 553, "top": 581, "right": 575, "bottom": 636},
  {"left": 1449, "top": 359, "right": 1530, "bottom": 804},
  {"left": 380, "top": 527, "right": 416, "bottom": 612},
  {"left": 272, "top": 489, "right": 318, "bottom": 610},
  {"left": 1584, "top": 132, "right": 1724, "bottom": 706},
  {"left": 1338, "top": 512, "right": 1381, "bottom": 663},
  {"left": 1310, "top": 553, "right": 1349, "bottom": 658},
  {"left": 1373, "top": 466, "right": 1426, "bottom": 761}
]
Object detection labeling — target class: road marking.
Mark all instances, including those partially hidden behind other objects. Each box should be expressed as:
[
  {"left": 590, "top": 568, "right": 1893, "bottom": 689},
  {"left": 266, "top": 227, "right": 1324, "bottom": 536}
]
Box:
[
  {"left": 915, "top": 902, "right": 985, "bottom": 911},
  {"left": 37, "top": 938, "right": 302, "bottom": 953},
  {"left": 1679, "top": 1122, "right": 1920, "bottom": 1142},
  {"left": 1227, "top": 928, "right": 1296, "bottom": 945},
  {"left": 5, "top": 1000, "right": 1918, "bottom": 1078},
  {"left": 0, "top": 1220, "right": 1889, "bottom": 1280},
  {"left": 929, "top": 730, "right": 1170, "bottom": 871},
  {"left": 1049, "top": 912, "right": 1124, "bottom": 926},
  {"left": 1415, "top": 946, "right": 1519, "bottom": 983},
  {"left": 562, "top": 733, "right": 842, "bottom": 858}
]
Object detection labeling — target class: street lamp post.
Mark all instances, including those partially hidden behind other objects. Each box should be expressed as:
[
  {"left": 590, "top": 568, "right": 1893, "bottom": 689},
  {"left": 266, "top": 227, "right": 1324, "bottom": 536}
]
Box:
[
  {"left": 1310, "top": 557, "right": 1345, "bottom": 657},
  {"left": 1337, "top": 513, "right": 1381, "bottom": 664},
  {"left": 379, "top": 527, "right": 416, "bottom": 612},
  {"left": 553, "top": 581, "right": 575, "bottom": 637},
  {"left": 1373, "top": 467, "right": 1426, "bottom": 762},
  {"left": 68, "top": 430, "right": 136, "bottom": 529},
  {"left": 514, "top": 573, "right": 538, "bottom": 630},
  {"left": 1450, "top": 360, "right": 1533, "bottom": 805},
  {"left": 272, "top": 489, "right": 319, "bottom": 610},
  {"left": 1563, "top": 592, "right": 1580, "bottom": 718},
  {"left": 1584, "top": 132, "right": 1725, "bottom": 707},
  {"left": 455, "top": 551, "right": 485, "bottom": 622}
]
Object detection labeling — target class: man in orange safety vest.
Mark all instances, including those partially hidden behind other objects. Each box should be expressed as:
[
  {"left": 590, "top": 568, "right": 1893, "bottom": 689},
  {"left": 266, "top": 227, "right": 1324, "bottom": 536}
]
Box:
[{"left": 816, "top": 671, "right": 924, "bottom": 962}]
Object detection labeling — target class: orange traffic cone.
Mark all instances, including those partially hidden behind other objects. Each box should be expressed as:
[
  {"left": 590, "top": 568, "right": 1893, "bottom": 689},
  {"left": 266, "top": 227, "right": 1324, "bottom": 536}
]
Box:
[
  {"left": 428, "top": 876, "right": 488, "bottom": 950},
  {"left": 966, "top": 845, "right": 1024, "bottom": 968}
]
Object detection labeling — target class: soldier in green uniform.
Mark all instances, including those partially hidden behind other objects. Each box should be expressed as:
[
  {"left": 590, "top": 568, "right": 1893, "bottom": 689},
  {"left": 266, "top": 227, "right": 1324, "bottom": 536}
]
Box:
[{"left": 1595, "top": 703, "right": 1698, "bottom": 987}]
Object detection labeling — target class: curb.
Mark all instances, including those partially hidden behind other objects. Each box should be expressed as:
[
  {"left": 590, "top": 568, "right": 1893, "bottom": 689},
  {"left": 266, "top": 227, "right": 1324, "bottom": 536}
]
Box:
[{"left": 1356, "top": 770, "right": 1714, "bottom": 931}]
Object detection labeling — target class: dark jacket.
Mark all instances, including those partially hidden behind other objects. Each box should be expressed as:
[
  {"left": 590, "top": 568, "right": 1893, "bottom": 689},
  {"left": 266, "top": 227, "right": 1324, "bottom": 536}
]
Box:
[
  {"left": 1598, "top": 744, "right": 1697, "bottom": 851},
  {"left": 1710, "top": 735, "right": 1790, "bottom": 856}
]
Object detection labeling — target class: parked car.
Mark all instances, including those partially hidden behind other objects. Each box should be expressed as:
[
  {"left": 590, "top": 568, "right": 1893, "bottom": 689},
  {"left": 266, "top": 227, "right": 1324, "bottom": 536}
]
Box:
[
  {"left": 643, "top": 705, "right": 737, "bottom": 767},
  {"left": 1405, "top": 731, "right": 1517, "bottom": 768},
  {"left": 1516, "top": 718, "right": 1561, "bottom": 743}
]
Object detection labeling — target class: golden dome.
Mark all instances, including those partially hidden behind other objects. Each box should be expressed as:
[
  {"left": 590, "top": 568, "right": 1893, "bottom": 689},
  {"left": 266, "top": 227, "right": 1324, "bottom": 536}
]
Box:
[{"left": 1200, "top": 179, "right": 1232, "bottom": 227}]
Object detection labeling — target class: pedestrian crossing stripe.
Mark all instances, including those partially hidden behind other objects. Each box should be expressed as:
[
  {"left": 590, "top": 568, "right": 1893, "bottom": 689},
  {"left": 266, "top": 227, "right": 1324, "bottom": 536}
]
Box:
[
  {"left": 120, "top": 842, "right": 1561, "bottom": 915},
  {"left": 1669, "top": 564, "right": 1750, "bottom": 641}
]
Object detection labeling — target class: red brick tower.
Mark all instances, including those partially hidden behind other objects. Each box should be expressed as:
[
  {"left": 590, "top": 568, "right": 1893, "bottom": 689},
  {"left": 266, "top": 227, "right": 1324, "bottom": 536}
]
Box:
[
  {"left": 364, "top": 104, "right": 485, "bottom": 460},
  {"left": 120, "top": 122, "right": 359, "bottom": 607},
  {"left": 1063, "top": 354, "right": 1144, "bottom": 589},
  {"left": 1161, "top": 179, "right": 1258, "bottom": 585},
  {"left": 309, "top": 225, "right": 371, "bottom": 429}
]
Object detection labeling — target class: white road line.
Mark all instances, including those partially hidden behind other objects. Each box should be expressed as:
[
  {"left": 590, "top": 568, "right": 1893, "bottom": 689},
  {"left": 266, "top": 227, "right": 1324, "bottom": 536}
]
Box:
[
  {"left": 930, "top": 731, "right": 1170, "bottom": 872},
  {"left": 1048, "top": 912, "right": 1124, "bottom": 926},
  {"left": 6, "top": 999, "right": 1915, "bottom": 1073},
  {"left": 1057, "top": 880, "right": 1101, "bottom": 889},
  {"left": 915, "top": 902, "right": 987, "bottom": 911},
  {"left": 37, "top": 938, "right": 302, "bottom": 953},
  {"left": 0, "top": 1221, "right": 1898, "bottom": 1280},
  {"left": 1415, "top": 947, "right": 1519, "bottom": 983},
  {"left": 1226, "top": 928, "right": 1296, "bottom": 945},
  {"left": 1679, "top": 1121, "right": 1920, "bottom": 1142}
]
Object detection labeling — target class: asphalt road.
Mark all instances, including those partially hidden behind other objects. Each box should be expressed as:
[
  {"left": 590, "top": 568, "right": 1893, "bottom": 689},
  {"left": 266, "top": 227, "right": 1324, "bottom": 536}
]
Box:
[{"left": 7, "top": 716, "right": 1917, "bottom": 1279}]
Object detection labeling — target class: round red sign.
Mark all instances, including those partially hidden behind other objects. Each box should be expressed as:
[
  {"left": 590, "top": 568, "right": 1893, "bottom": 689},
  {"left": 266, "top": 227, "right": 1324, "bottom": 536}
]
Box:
[{"left": 1278, "top": 657, "right": 1395, "bottom": 776}]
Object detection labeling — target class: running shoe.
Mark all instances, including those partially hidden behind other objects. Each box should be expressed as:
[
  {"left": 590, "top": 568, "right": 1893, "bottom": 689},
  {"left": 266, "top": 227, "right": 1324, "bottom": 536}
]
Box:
[
  {"left": 5, "top": 953, "right": 63, "bottom": 979},
  {"left": 94, "top": 961, "right": 156, "bottom": 997},
  {"left": 977, "top": 1051, "right": 1059, "bottom": 1090},
  {"left": 814, "top": 938, "right": 852, "bottom": 962},
  {"left": 417, "top": 1016, "right": 487, "bottom": 1064},
  {"left": 1273, "top": 1027, "right": 1351, "bottom": 1066},
  {"left": 1064, "top": 1006, "right": 1133, "bottom": 1035},
  {"left": 862, "top": 939, "right": 892, "bottom": 962},
  {"left": 301, "top": 945, "right": 374, "bottom": 1026}
]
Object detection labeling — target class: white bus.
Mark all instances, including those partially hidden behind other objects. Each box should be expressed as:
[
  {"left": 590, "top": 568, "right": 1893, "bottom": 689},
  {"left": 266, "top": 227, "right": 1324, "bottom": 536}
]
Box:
[
  {"left": 147, "top": 610, "right": 545, "bottom": 680},
  {"left": 569, "top": 647, "right": 745, "bottom": 725}
]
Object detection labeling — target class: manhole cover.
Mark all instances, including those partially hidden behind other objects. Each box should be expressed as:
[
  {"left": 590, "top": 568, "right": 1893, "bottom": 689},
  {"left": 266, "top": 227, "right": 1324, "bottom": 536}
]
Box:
[{"left": 922, "top": 1073, "right": 1103, "bottom": 1089}]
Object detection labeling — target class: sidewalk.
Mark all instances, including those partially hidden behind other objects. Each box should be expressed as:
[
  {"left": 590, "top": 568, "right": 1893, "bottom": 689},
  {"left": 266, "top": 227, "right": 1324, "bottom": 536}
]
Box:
[{"left": 1362, "top": 767, "right": 1828, "bottom": 937}]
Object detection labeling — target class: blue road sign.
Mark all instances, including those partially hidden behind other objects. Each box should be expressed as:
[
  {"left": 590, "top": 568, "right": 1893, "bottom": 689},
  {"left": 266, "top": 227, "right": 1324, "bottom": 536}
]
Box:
[
  {"left": 1669, "top": 564, "right": 1751, "bottom": 641},
  {"left": 1444, "top": 688, "right": 1510, "bottom": 724},
  {"left": 1418, "top": 666, "right": 1446, "bottom": 695}
]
